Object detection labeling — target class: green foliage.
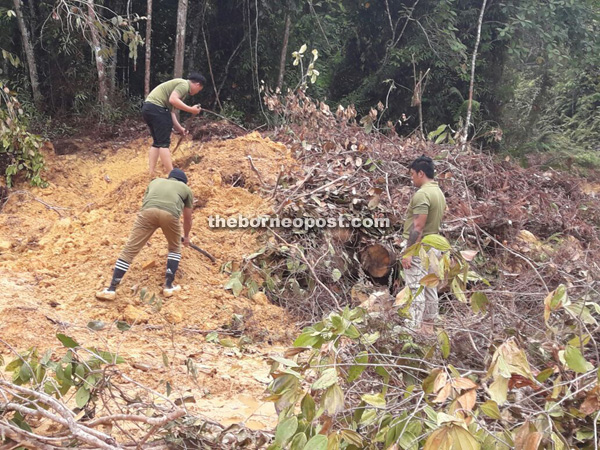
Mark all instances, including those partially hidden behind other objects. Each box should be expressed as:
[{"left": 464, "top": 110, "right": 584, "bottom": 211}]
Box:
[
  {"left": 0, "top": 0, "right": 597, "bottom": 156},
  {"left": 2, "top": 333, "right": 125, "bottom": 430},
  {"left": 267, "top": 241, "right": 600, "bottom": 449},
  {"left": 0, "top": 83, "right": 45, "bottom": 187},
  {"left": 220, "top": 102, "right": 245, "bottom": 125},
  {"left": 428, "top": 124, "right": 456, "bottom": 144},
  {"left": 292, "top": 45, "right": 321, "bottom": 90}
]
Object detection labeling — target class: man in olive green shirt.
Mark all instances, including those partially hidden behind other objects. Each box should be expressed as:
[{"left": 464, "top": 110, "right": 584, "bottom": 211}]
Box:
[
  {"left": 142, "top": 73, "right": 206, "bottom": 176},
  {"left": 401, "top": 156, "right": 446, "bottom": 333},
  {"left": 96, "top": 169, "right": 194, "bottom": 301}
]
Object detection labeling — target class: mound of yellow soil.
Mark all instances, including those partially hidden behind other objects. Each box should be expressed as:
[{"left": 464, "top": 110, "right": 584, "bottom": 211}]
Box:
[{"left": 0, "top": 132, "right": 297, "bottom": 429}]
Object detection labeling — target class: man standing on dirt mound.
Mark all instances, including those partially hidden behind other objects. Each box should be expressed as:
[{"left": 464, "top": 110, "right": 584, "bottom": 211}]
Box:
[
  {"left": 96, "top": 169, "right": 193, "bottom": 301},
  {"left": 142, "top": 73, "right": 206, "bottom": 176},
  {"left": 401, "top": 155, "right": 446, "bottom": 334}
]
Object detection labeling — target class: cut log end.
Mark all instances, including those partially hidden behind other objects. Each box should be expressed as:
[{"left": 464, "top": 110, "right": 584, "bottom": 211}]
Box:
[{"left": 360, "top": 244, "right": 397, "bottom": 279}]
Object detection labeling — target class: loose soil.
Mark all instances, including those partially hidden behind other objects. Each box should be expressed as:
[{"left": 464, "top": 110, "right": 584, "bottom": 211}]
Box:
[{"left": 0, "top": 131, "right": 298, "bottom": 430}]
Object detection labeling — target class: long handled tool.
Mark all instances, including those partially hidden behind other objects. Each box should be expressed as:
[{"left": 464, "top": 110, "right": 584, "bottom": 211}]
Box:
[
  {"left": 172, "top": 104, "right": 201, "bottom": 154},
  {"left": 183, "top": 237, "right": 216, "bottom": 263},
  {"left": 189, "top": 242, "right": 216, "bottom": 263}
]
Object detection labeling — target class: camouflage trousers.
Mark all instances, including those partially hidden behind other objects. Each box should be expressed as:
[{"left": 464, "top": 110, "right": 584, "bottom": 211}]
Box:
[{"left": 404, "top": 253, "right": 440, "bottom": 329}]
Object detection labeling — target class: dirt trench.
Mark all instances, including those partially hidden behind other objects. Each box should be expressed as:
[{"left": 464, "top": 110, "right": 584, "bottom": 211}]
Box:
[{"left": 0, "top": 132, "right": 298, "bottom": 430}]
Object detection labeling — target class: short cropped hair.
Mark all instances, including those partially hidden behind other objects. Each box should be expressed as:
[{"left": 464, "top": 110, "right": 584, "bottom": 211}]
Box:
[
  {"left": 409, "top": 155, "right": 435, "bottom": 179},
  {"left": 188, "top": 72, "right": 207, "bottom": 86}
]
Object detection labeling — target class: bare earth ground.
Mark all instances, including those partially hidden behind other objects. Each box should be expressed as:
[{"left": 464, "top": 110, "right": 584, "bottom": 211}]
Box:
[{"left": 0, "top": 132, "right": 298, "bottom": 430}]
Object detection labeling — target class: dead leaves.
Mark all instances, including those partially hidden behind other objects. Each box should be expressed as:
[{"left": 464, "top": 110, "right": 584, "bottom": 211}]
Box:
[
  {"left": 485, "top": 338, "right": 535, "bottom": 406},
  {"left": 426, "top": 370, "right": 479, "bottom": 422},
  {"left": 423, "top": 424, "right": 480, "bottom": 450},
  {"left": 580, "top": 385, "right": 600, "bottom": 415},
  {"left": 514, "top": 422, "right": 543, "bottom": 450}
]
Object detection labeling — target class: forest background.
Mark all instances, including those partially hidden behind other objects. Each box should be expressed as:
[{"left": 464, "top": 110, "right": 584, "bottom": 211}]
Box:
[
  {"left": 0, "top": 0, "right": 598, "bottom": 170},
  {"left": 2, "top": 1, "right": 600, "bottom": 449}
]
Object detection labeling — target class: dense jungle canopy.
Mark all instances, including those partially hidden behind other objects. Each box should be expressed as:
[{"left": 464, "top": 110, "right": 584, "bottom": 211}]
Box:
[{"left": 0, "top": 0, "right": 598, "bottom": 162}]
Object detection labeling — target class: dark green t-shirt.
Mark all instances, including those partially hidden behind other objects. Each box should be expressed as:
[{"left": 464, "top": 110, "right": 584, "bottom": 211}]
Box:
[
  {"left": 403, "top": 181, "right": 446, "bottom": 238},
  {"left": 142, "top": 178, "right": 193, "bottom": 218},
  {"left": 145, "top": 79, "right": 190, "bottom": 110}
]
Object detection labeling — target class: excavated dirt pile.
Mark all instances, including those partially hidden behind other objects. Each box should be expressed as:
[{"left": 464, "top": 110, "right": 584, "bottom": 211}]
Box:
[{"left": 0, "top": 130, "right": 297, "bottom": 430}]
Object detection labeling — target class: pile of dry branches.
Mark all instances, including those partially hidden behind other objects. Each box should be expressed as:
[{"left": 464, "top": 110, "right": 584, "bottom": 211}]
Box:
[
  {"left": 256, "top": 90, "right": 600, "bottom": 449},
  {"left": 249, "top": 89, "right": 600, "bottom": 338},
  {"left": 0, "top": 342, "right": 271, "bottom": 449}
]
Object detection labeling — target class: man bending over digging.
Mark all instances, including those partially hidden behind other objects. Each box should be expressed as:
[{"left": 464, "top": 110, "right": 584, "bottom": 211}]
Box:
[
  {"left": 142, "top": 72, "right": 206, "bottom": 176},
  {"left": 96, "top": 169, "right": 193, "bottom": 300}
]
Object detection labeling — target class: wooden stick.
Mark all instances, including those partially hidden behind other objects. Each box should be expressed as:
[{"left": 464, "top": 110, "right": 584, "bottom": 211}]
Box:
[
  {"left": 247, "top": 155, "right": 266, "bottom": 187},
  {"left": 172, "top": 133, "right": 186, "bottom": 154}
]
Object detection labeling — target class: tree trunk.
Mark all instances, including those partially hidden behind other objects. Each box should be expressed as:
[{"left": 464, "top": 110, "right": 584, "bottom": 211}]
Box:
[
  {"left": 360, "top": 244, "right": 397, "bottom": 281},
  {"left": 144, "top": 0, "right": 152, "bottom": 97},
  {"left": 13, "top": 0, "right": 42, "bottom": 109},
  {"left": 276, "top": 9, "right": 291, "bottom": 91},
  {"left": 216, "top": 35, "right": 246, "bottom": 101},
  {"left": 174, "top": 0, "right": 189, "bottom": 78},
  {"left": 460, "top": 0, "right": 488, "bottom": 150},
  {"left": 86, "top": 0, "right": 109, "bottom": 105},
  {"left": 187, "top": 0, "right": 201, "bottom": 73},
  {"left": 108, "top": 43, "right": 117, "bottom": 97},
  {"left": 201, "top": 0, "right": 222, "bottom": 111}
]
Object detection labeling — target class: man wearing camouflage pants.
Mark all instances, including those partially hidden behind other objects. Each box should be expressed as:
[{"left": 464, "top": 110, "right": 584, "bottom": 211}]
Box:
[
  {"left": 96, "top": 169, "right": 193, "bottom": 300},
  {"left": 401, "top": 156, "right": 446, "bottom": 334}
]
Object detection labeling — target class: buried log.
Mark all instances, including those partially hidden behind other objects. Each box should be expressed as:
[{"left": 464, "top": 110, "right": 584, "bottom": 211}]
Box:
[{"left": 360, "top": 243, "right": 397, "bottom": 281}]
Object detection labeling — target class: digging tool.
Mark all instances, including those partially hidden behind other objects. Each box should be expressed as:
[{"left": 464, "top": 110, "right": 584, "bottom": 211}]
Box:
[
  {"left": 173, "top": 104, "right": 201, "bottom": 154},
  {"left": 183, "top": 237, "right": 216, "bottom": 263},
  {"left": 172, "top": 130, "right": 187, "bottom": 154}
]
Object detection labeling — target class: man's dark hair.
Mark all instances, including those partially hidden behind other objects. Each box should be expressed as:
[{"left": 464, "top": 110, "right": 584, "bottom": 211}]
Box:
[
  {"left": 409, "top": 155, "right": 435, "bottom": 179},
  {"left": 168, "top": 168, "right": 188, "bottom": 184},
  {"left": 188, "top": 72, "right": 207, "bottom": 86}
]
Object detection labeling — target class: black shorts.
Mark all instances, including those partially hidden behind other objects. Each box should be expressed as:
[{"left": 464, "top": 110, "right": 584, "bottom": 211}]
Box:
[{"left": 142, "top": 102, "right": 172, "bottom": 148}]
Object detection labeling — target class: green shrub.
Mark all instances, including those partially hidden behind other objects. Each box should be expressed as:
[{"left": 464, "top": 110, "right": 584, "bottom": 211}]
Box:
[{"left": 0, "top": 83, "right": 46, "bottom": 187}]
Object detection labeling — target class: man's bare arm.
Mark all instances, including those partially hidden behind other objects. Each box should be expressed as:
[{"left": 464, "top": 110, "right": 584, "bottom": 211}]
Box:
[
  {"left": 406, "top": 214, "right": 428, "bottom": 248},
  {"left": 171, "top": 110, "right": 185, "bottom": 134},
  {"left": 169, "top": 91, "right": 201, "bottom": 114},
  {"left": 182, "top": 207, "right": 193, "bottom": 246}
]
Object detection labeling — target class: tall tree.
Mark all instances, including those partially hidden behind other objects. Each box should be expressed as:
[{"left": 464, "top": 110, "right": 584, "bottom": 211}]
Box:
[
  {"left": 86, "top": 0, "right": 109, "bottom": 105},
  {"left": 174, "top": 0, "right": 188, "bottom": 78},
  {"left": 12, "top": 0, "right": 42, "bottom": 108},
  {"left": 276, "top": 1, "right": 292, "bottom": 91},
  {"left": 144, "top": 0, "right": 152, "bottom": 97},
  {"left": 187, "top": 0, "right": 201, "bottom": 73},
  {"left": 460, "top": 0, "right": 488, "bottom": 150},
  {"left": 201, "top": 0, "right": 221, "bottom": 110}
]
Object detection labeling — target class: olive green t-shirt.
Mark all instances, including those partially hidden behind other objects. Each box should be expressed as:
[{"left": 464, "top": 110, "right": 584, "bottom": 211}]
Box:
[
  {"left": 145, "top": 79, "right": 190, "bottom": 110},
  {"left": 141, "top": 178, "right": 194, "bottom": 218},
  {"left": 403, "top": 181, "right": 446, "bottom": 238}
]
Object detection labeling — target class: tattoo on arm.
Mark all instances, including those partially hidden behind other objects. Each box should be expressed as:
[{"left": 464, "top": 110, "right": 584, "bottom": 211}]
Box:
[{"left": 406, "top": 227, "right": 422, "bottom": 248}]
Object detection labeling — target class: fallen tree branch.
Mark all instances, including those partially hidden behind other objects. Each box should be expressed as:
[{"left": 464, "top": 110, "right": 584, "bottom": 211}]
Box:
[
  {"left": 84, "top": 409, "right": 185, "bottom": 428},
  {"left": 0, "top": 422, "right": 63, "bottom": 450},
  {"left": 247, "top": 155, "right": 266, "bottom": 187},
  {"left": 0, "top": 381, "right": 119, "bottom": 449},
  {"left": 270, "top": 229, "right": 341, "bottom": 310},
  {"left": 5, "top": 190, "right": 71, "bottom": 217},
  {"left": 274, "top": 167, "right": 315, "bottom": 215}
]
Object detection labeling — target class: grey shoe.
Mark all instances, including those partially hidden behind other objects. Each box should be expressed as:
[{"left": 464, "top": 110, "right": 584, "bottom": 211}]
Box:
[
  {"left": 163, "top": 285, "right": 181, "bottom": 298},
  {"left": 96, "top": 288, "right": 116, "bottom": 301}
]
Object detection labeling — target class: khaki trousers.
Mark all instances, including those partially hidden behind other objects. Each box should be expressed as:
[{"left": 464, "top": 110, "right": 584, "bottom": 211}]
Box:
[
  {"left": 404, "top": 252, "right": 440, "bottom": 329},
  {"left": 119, "top": 208, "right": 181, "bottom": 263}
]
